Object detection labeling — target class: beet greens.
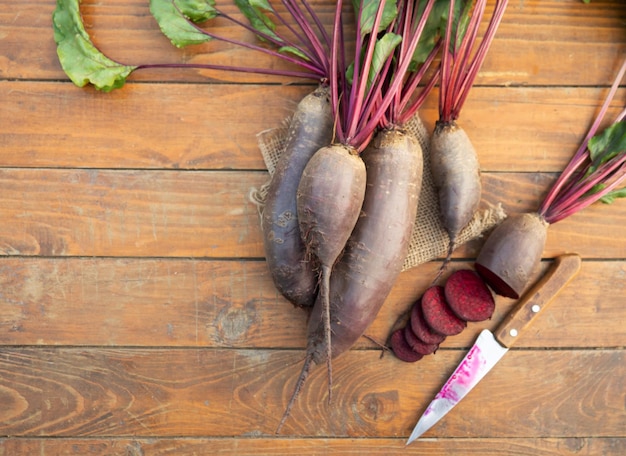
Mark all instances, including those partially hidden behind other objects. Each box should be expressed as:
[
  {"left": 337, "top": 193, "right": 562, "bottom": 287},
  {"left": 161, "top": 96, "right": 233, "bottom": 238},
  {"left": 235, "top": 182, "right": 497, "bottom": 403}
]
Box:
[
  {"left": 53, "top": 0, "right": 334, "bottom": 91},
  {"left": 538, "top": 60, "right": 626, "bottom": 222},
  {"left": 437, "top": 0, "right": 509, "bottom": 124}
]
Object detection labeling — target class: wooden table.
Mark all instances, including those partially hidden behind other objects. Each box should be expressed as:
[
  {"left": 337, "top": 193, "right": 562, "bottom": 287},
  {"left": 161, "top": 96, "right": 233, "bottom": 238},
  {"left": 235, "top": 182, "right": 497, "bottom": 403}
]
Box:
[{"left": 1, "top": 1, "right": 625, "bottom": 454}]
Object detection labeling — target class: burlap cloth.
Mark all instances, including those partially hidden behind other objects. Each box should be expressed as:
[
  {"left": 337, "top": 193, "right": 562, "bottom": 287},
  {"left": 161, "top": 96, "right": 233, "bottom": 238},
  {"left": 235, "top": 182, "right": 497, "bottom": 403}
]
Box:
[{"left": 250, "top": 114, "right": 506, "bottom": 271}]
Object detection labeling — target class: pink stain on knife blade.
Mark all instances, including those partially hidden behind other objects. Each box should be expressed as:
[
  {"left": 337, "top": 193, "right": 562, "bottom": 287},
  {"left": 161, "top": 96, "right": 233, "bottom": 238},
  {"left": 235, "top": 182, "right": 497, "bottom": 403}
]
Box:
[
  {"left": 407, "top": 330, "right": 508, "bottom": 442},
  {"left": 423, "top": 343, "right": 487, "bottom": 415}
]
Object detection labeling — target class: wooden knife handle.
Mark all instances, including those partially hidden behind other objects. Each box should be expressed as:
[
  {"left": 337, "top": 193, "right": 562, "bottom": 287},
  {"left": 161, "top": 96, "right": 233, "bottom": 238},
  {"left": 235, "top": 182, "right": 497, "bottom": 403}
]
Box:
[{"left": 494, "top": 253, "right": 582, "bottom": 348}]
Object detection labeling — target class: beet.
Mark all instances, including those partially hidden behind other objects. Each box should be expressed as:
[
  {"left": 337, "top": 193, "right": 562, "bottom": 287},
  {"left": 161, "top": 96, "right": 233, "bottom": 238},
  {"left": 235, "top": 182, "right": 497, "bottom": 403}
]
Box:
[
  {"left": 410, "top": 299, "right": 447, "bottom": 345},
  {"left": 404, "top": 326, "right": 439, "bottom": 355},
  {"left": 421, "top": 285, "right": 467, "bottom": 336},
  {"left": 262, "top": 86, "right": 333, "bottom": 308},
  {"left": 444, "top": 269, "right": 496, "bottom": 322},
  {"left": 475, "top": 212, "right": 549, "bottom": 299},
  {"left": 390, "top": 328, "right": 424, "bottom": 363},
  {"left": 430, "top": 121, "right": 481, "bottom": 269}
]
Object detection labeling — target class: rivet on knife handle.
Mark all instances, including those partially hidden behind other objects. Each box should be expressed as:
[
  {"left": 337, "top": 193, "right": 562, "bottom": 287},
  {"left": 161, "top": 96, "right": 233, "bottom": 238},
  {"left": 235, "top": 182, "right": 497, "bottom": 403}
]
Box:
[{"left": 494, "top": 253, "right": 582, "bottom": 348}]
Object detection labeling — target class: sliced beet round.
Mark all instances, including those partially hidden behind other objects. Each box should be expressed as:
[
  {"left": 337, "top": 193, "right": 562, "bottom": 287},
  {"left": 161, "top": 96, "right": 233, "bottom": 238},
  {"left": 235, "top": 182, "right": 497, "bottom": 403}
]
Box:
[
  {"left": 410, "top": 299, "right": 447, "bottom": 345},
  {"left": 421, "top": 285, "right": 467, "bottom": 336},
  {"left": 445, "top": 269, "right": 496, "bottom": 322},
  {"left": 390, "top": 328, "right": 424, "bottom": 363},
  {"left": 404, "top": 325, "right": 439, "bottom": 355}
]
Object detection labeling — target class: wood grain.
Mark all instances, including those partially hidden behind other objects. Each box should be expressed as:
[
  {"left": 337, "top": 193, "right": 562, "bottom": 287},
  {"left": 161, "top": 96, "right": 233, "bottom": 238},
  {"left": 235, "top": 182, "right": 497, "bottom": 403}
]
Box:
[
  {"left": 0, "top": 170, "right": 624, "bottom": 258},
  {"left": 0, "top": 168, "right": 265, "bottom": 257},
  {"left": 2, "top": 82, "right": 625, "bottom": 172},
  {"left": 0, "top": 81, "right": 309, "bottom": 170},
  {"left": 0, "top": 348, "right": 626, "bottom": 438},
  {"left": 0, "top": 348, "right": 623, "bottom": 437},
  {"left": 0, "top": 258, "right": 624, "bottom": 348},
  {"left": 0, "top": 437, "right": 624, "bottom": 456}
]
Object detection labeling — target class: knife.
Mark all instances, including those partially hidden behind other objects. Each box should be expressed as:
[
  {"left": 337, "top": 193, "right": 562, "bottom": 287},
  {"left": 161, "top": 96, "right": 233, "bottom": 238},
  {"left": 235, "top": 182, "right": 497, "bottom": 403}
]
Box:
[{"left": 406, "top": 253, "right": 582, "bottom": 444}]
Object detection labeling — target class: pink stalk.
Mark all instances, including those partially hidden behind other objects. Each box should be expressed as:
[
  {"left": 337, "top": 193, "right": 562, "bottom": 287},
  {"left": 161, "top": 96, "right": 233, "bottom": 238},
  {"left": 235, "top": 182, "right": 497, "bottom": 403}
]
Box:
[
  {"left": 393, "top": 0, "right": 440, "bottom": 114},
  {"left": 451, "top": 1, "right": 507, "bottom": 117},
  {"left": 329, "top": 0, "right": 344, "bottom": 142},
  {"left": 440, "top": 0, "right": 509, "bottom": 122},
  {"left": 547, "top": 157, "right": 626, "bottom": 223},
  {"left": 346, "top": 0, "right": 388, "bottom": 140},
  {"left": 136, "top": 62, "right": 321, "bottom": 79},
  {"left": 538, "top": 59, "right": 626, "bottom": 220},
  {"left": 352, "top": 0, "right": 437, "bottom": 146},
  {"left": 344, "top": 2, "right": 366, "bottom": 134},
  {"left": 195, "top": 5, "right": 329, "bottom": 76},
  {"left": 448, "top": 1, "right": 485, "bottom": 111},
  {"left": 279, "top": 0, "right": 328, "bottom": 64},
  {"left": 134, "top": 1, "right": 333, "bottom": 83},
  {"left": 297, "top": 0, "right": 332, "bottom": 51},
  {"left": 397, "top": 41, "right": 442, "bottom": 124},
  {"left": 438, "top": 0, "right": 456, "bottom": 120}
]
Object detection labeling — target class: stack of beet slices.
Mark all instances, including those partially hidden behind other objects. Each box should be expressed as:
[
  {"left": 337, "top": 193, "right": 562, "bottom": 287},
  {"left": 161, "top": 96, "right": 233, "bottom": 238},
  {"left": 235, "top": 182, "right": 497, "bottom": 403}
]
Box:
[{"left": 390, "top": 269, "right": 495, "bottom": 362}]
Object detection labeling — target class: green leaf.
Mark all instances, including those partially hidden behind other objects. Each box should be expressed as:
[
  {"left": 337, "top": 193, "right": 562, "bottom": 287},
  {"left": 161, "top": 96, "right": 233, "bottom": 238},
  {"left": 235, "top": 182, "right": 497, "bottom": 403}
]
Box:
[
  {"left": 150, "top": 0, "right": 216, "bottom": 48},
  {"left": 234, "top": 1, "right": 311, "bottom": 59},
  {"left": 278, "top": 46, "right": 310, "bottom": 61},
  {"left": 234, "top": 0, "right": 280, "bottom": 42},
  {"left": 587, "top": 120, "right": 626, "bottom": 170},
  {"left": 176, "top": 0, "right": 218, "bottom": 23},
  {"left": 589, "top": 182, "right": 626, "bottom": 204},
  {"left": 600, "top": 186, "right": 626, "bottom": 204},
  {"left": 345, "top": 33, "right": 401, "bottom": 89},
  {"left": 346, "top": 62, "right": 355, "bottom": 85},
  {"left": 353, "top": 0, "right": 398, "bottom": 36},
  {"left": 367, "top": 32, "right": 402, "bottom": 88},
  {"left": 454, "top": 0, "right": 474, "bottom": 52},
  {"left": 249, "top": 0, "right": 273, "bottom": 10},
  {"left": 412, "top": 0, "right": 463, "bottom": 65},
  {"left": 52, "top": 0, "right": 137, "bottom": 91}
]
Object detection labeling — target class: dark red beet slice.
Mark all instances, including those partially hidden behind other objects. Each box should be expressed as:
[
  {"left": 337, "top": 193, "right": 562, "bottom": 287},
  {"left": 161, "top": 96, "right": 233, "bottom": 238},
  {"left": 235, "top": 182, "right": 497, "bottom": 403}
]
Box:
[
  {"left": 421, "top": 285, "right": 467, "bottom": 336},
  {"left": 404, "top": 326, "right": 439, "bottom": 355},
  {"left": 410, "top": 299, "right": 447, "bottom": 345},
  {"left": 390, "top": 328, "right": 424, "bottom": 363},
  {"left": 445, "top": 269, "right": 496, "bottom": 322}
]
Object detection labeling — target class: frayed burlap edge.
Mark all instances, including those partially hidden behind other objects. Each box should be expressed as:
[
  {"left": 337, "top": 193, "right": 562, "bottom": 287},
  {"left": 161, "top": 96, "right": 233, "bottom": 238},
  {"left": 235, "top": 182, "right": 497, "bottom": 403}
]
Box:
[{"left": 249, "top": 114, "right": 506, "bottom": 271}]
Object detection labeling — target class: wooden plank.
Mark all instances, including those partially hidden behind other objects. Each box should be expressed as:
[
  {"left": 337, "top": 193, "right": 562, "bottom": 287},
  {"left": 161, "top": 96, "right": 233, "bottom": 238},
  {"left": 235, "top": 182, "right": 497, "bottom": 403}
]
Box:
[
  {"left": 0, "top": 81, "right": 308, "bottom": 170},
  {"left": 0, "top": 348, "right": 623, "bottom": 437},
  {"left": 0, "top": 169, "right": 624, "bottom": 258},
  {"left": 0, "top": 258, "right": 624, "bottom": 349},
  {"left": 0, "top": 168, "right": 266, "bottom": 257},
  {"left": 0, "top": 437, "right": 624, "bottom": 456},
  {"left": 481, "top": 0, "right": 626, "bottom": 86},
  {"left": 2, "top": 82, "right": 625, "bottom": 172},
  {"left": 2, "top": 1, "right": 625, "bottom": 85}
]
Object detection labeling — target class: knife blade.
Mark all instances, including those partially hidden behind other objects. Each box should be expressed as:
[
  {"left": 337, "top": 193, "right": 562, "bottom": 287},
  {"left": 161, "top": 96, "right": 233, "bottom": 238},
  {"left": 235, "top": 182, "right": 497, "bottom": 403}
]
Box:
[{"left": 406, "top": 253, "right": 582, "bottom": 444}]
